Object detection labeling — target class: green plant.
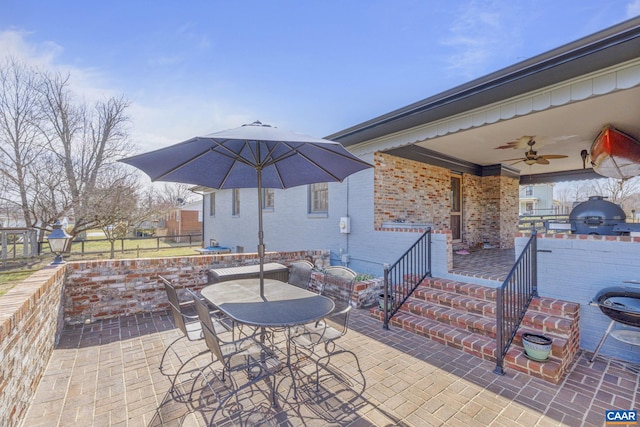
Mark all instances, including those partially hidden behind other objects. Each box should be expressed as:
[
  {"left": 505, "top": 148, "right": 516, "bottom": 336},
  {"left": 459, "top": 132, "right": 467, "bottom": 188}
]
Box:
[{"left": 354, "top": 273, "right": 375, "bottom": 282}]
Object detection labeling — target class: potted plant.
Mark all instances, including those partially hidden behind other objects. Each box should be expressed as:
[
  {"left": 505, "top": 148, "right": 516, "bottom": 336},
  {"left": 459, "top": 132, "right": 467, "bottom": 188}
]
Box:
[{"left": 522, "top": 333, "right": 553, "bottom": 361}]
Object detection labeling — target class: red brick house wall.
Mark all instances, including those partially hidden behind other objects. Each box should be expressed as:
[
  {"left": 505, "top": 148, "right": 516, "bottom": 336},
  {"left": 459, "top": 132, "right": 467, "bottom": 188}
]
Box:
[
  {"left": 373, "top": 152, "right": 518, "bottom": 249},
  {"left": 165, "top": 209, "right": 202, "bottom": 237},
  {"left": 374, "top": 152, "right": 450, "bottom": 229}
]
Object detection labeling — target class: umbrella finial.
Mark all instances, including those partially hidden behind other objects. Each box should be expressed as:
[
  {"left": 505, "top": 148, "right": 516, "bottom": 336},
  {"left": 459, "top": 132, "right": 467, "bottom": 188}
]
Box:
[{"left": 244, "top": 120, "right": 272, "bottom": 128}]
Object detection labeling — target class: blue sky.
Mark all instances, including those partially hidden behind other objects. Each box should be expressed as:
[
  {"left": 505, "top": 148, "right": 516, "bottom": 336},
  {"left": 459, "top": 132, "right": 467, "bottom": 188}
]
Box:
[{"left": 2, "top": 1, "right": 639, "bottom": 153}]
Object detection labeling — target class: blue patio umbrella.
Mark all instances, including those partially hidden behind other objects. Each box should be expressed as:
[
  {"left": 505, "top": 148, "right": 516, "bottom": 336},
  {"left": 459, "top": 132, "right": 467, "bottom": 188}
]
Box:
[{"left": 119, "top": 121, "right": 372, "bottom": 298}]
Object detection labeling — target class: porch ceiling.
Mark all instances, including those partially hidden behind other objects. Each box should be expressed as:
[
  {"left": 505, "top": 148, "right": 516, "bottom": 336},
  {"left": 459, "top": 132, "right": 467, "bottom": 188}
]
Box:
[{"left": 407, "top": 86, "right": 640, "bottom": 180}]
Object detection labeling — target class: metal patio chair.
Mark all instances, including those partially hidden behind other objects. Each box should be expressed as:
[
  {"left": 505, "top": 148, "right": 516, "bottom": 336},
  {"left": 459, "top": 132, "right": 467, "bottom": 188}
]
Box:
[
  {"left": 288, "top": 300, "right": 362, "bottom": 391},
  {"left": 318, "top": 265, "right": 356, "bottom": 297},
  {"left": 289, "top": 267, "right": 362, "bottom": 390},
  {"left": 158, "top": 276, "right": 230, "bottom": 390},
  {"left": 287, "top": 260, "right": 315, "bottom": 291},
  {"left": 187, "top": 290, "right": 282, "bottom": 423}
]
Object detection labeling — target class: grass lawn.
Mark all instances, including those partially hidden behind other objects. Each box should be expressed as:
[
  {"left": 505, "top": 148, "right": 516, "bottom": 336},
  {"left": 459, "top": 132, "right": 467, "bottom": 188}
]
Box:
[
  {"left": 0, "top": 270, "right": 40, "bottom": 296},
  {"left": 0, "top": 243, "right": 204, "bottom": 296}
]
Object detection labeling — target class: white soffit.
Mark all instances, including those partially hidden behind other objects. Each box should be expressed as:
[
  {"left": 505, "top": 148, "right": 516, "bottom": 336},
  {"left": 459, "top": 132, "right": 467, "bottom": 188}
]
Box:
[{"left": 352, "top": 58, "right": 640, "bottom": 156}]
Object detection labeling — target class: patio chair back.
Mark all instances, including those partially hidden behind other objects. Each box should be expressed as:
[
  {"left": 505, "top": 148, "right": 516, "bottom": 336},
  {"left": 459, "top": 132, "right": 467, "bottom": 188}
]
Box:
[
  {"left": 189, "top": 290, "right": 225, "bottom": 362},
  {"left": 322, "top": 266, "right": 357, "bottom": 305},
  {"left": 159, "top": 275, "right": 222, "bottom": 391},
  {"left": 324, "top": 266, "right": 356, "bottom": 282},
  {"left": 160, "top": 276, "right": 191, "bottom": 337},
  {"left": 288, "top": 260, "right": 314, "bottom": 290}
]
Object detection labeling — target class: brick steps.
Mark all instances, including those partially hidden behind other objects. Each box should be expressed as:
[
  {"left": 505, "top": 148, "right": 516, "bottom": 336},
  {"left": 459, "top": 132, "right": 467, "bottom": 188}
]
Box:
[{"left": 370, "top": 277, "right": 580, "bottom": 384}]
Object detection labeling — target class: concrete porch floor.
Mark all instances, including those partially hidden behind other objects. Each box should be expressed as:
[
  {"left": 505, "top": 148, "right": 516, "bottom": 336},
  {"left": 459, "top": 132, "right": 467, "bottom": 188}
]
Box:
[{"left": 21, "top": 307, "right": 639, "bottom": 426}]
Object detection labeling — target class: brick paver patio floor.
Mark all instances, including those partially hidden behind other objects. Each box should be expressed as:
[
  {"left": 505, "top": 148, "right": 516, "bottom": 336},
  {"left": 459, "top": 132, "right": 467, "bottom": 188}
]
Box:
[{"left": 21, "top": 307, "right": 640, "bottom": 426}]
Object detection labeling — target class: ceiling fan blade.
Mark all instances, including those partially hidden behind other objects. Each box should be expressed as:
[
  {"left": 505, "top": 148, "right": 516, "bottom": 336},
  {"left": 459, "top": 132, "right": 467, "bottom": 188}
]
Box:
[
  {"left": 508, "top": 159, "right": 525, "bottom": 165},
  {"left": 536, "top": 158, "right": 550, "bottom": 165},
  {"left": 539, "top": 154, "right": 568, "bottom": 160},
  {"left": 495, "top": 136, "right": 535, "bottom": 150},
  {"left": 501, "top": 157, "right": 527, "bottom": 162}
]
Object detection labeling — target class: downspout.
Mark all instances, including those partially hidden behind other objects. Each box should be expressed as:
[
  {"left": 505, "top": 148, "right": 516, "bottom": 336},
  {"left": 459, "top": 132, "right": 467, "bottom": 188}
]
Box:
[
  {"left": 202, "top": 196, "right": 205, "bottom": 247},
  {"left": 340, "top": 177, "right": 350, "bottom": 267},
  {"left": 346, "top": 176, "right": 349, "bottom": 258}
]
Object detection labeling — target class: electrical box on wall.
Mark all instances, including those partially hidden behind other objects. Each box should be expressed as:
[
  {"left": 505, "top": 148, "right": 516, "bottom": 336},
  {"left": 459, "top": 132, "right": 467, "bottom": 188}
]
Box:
[{"left": 339, "top": 216, "right": 351, "bottom": 234}]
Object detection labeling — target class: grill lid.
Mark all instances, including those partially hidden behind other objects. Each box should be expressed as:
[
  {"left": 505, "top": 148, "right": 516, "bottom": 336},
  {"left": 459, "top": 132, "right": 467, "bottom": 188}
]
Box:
[
  {"left": 569, "top": 196, "right": 626, "bottom": 221},
  {"left": 569, "top": 195, "right": 628, "bottom": 235}
]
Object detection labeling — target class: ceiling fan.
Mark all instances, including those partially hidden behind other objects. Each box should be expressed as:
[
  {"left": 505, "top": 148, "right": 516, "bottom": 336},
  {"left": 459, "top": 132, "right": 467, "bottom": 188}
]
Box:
[
  {"left": 495, "top": 135, "right": 537, "bottom": 150},
  {"left": 495, "top": 134, "right": 578, "bottom": 150},
  {"left": 501, "top": 138, "right": 568, "bottom": 166}
]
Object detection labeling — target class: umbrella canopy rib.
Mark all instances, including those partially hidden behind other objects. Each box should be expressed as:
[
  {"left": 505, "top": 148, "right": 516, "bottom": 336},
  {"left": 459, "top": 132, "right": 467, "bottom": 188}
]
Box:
[
  {"left": 279, "top": 142, "right": 368, "bottom": 183},
  {"left": 150, "top": 143, "right": 215, "bottom": 182}
]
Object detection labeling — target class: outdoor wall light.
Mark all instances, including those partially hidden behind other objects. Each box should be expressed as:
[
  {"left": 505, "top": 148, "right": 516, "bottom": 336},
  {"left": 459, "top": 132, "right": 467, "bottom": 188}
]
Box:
[{"left": 47, "top": 220, "right": 72, "bottom": 265}]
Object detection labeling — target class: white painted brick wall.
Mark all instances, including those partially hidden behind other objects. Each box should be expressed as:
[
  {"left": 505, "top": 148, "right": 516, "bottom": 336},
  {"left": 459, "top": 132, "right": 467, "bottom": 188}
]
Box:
[
  {"left": 204, "top": 166, "right": 427, "bottom": 277},
  {"left": 517, "top": 234, "right": 640, "bottom": 363}
]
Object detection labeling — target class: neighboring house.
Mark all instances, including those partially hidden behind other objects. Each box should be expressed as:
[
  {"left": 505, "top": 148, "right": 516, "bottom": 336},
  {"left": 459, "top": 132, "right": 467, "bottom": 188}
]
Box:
[
  {"left": 164, "top": 200, "right": 203, "bottom": 242},
  {"left": 518, "top": 184, "right": 556, "bottom": 216},
  {"left": 203, "top": 17, "right": 640, "bottom": 277}
]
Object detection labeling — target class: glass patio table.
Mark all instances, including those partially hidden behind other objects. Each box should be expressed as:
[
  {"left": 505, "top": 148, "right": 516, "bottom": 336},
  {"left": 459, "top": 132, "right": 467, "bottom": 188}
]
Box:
[{"left": 200, "top": 278, "right": 335, "bottom": 398}]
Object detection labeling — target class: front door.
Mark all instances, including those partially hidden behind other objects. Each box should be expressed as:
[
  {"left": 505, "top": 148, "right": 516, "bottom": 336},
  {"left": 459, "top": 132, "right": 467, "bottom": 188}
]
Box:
[{"left": 450, "top": 174, "right": 462, "bottom": 242}]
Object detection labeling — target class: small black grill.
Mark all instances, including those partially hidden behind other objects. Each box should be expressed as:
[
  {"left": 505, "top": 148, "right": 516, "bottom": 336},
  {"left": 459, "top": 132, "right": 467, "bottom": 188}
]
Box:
[{"left": 569, "top": 196, "right": 640, "bottom": 235}]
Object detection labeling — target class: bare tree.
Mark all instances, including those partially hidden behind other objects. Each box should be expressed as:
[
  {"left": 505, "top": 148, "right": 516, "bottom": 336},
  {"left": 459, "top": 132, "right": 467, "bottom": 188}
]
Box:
[
  {"left": 0, "top": 59, "right": 154, "bottom": 254},
  {"left": 88, "top": 168, "right": 141, "bottom": 258},
  {"left": 554, "top": 179, "right": 611, "bottom": 209},
  {"left": 0, "top": 58, "right": 46, "bottom": 228},
  {"left": 585, "top": 177, "right": 640, "bottom": 205},
  {"left": 28, "top": 151, "right": 71, "bottom": 230},
  {"left": 156, "top": 183, "right": 199, "bottom": 207},
  {"left": 37, "top": 70, "right": 135, "bottom": 239},
  {"left": 556, "top": 176, "right": 640, "bottom": 219},
  {"left": 554, "top": 187, "right": 575, "bottom": 214}
]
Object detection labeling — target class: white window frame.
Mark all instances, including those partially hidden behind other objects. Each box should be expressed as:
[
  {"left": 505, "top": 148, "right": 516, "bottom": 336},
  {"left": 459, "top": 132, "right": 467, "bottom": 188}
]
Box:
[
  {"left": 308, "top": 183, "right": 328, "bottom": 214},
  {"left": 526, "top": 202, "right": 534, "bottom": 214},
  {"left": 262, "top": 188, "right": 274, "bottom": 211}
]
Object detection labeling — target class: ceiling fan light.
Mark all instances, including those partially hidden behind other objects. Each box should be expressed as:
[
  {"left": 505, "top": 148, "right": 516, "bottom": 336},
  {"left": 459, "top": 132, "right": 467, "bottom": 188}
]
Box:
[{"left": 524, "top": 159, "right": 537, "bottom": 165}]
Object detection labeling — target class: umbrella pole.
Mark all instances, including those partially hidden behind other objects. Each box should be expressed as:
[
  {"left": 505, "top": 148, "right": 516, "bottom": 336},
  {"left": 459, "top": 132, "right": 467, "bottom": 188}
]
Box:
[{"left": 257, "top": 168, "right": 265, "bottom": 299}]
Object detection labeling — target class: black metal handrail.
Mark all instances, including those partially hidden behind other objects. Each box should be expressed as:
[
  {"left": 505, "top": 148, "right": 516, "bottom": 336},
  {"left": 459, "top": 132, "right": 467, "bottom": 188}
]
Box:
[
  {"left": 382, "top": 228, "right": 431, "bottom": 329},
  {"left": 493, "top": 230, "right": 537, "bottom": 375}
]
